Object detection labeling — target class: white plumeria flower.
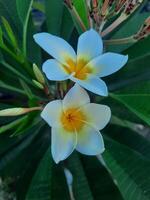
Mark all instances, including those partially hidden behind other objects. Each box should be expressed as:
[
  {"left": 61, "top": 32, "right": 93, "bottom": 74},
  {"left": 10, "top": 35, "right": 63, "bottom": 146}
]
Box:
[
  {"left": 41, "top": 84, "right": 111, "bottom": 163},
  {"left": 34, "top": 29, "right": 128, "bottom": 96}
]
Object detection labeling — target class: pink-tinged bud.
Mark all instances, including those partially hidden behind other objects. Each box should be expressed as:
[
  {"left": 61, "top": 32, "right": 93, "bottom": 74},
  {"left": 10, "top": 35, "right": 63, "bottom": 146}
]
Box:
[
  {"left": 0, "top": 107, "right": 42, "bottom": 116},
  {"left": 134, "top": 17, "right": 150, "bottom": 40}
]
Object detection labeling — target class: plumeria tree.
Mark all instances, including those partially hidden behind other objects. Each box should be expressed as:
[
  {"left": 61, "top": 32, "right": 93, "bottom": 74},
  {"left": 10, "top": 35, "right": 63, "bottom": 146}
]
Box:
[{"left": 0, "top": 0, "right": 150, "bottom": 199}]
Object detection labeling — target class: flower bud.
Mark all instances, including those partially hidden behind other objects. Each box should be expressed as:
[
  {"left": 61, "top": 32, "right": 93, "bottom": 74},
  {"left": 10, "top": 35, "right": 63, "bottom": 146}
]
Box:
[
  {"left": 33, "top": 63, "right": 45, "bottom": 85},
  {"left": 0, "top": 107, "right": 41, "bottom": 116},
  {"left": 32, "top": 79, "right": 44, "bottom": 89}
]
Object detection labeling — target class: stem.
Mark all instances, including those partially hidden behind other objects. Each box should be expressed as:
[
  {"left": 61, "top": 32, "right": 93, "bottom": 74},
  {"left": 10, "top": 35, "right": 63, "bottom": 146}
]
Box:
[
  {"left": 85, "top": 0, "right": 94, "bottom": 28},
  {"left": 71, "top": 6, "right": 87, "bottom": 32},
  {"left": 104, "top": 36, "right": 136, "bottom": 45},
  {"left": 101, "top": 13, "right": 127, "bottom": 37}
]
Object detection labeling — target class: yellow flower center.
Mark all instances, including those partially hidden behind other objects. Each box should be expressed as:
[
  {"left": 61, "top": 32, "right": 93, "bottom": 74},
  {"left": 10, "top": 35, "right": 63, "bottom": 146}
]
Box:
[
  {"left": 63, "top": 59, "right": 92, "bottom": 80},
  {"left": 60, "top": 108, "right": 86, "bottom": 132}
]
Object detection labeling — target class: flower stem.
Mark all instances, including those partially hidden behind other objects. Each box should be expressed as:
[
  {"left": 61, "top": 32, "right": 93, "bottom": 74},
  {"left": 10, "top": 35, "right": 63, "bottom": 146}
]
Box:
[
  {"left": 101, "top": 13, "right": 127, "bottom": 37},
  {"left": 71, "top": 6, "right": 87, "bottom": 32},
  {"left": 104, "top": 36, "right": 136, "bottom": 45}
]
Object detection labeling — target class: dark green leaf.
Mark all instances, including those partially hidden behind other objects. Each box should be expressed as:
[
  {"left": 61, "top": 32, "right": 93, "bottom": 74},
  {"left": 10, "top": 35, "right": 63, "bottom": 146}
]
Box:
[{"left": 103, "top": 137, "right": 150, "bottom": 200}]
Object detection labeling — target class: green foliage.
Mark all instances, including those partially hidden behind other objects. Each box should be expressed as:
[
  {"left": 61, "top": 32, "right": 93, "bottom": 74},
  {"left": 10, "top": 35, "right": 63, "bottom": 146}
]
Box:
[{"left": 0, "top": 0, "right": 150, "bottom": 200}]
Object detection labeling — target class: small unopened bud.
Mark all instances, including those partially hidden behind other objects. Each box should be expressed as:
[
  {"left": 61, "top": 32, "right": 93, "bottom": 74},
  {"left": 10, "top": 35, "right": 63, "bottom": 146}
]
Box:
[
  {"left": 0, "top": 107, "right": 42, "bottom": 116},
  {"left": 134, "top": 17, "right": 150, "bottom": 40},
  {"left": 32, "top": 79, "right": 44, "bottom": 90},
  {"left": 33, "top": 63, "right": 45, "bottom": 85}
]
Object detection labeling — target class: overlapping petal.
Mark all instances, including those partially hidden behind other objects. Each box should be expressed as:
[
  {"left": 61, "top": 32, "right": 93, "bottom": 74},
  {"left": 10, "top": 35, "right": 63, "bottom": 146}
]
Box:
[
  {"left": 33, "top": 33, "right": 76, "bottom": 66},
  {"left": 43, "top": 59, "right": 69, "bottom": 81},
  {"left": 85, "top": 53, "right": 128, "bottom": 77},
  {"left": 51, "top": 126, "right": 77, "bottom": 163},
  {"left": 41, "top": 100, "right": 62, "bottom": 127},
  {"left": 81, "top": 103, "right": 111, "bottom": 130},
  {"left": 63, "top": 84, "right": 90, "bottom": 110},
  {"left": 71, "top": 75, "right": 108, "bottom": 96},
  {"left": 77, "top": 29, "right": 103, "bottom": 63},
  {"left": 76, "top": 125, "right": 105, "bottom": 155}
]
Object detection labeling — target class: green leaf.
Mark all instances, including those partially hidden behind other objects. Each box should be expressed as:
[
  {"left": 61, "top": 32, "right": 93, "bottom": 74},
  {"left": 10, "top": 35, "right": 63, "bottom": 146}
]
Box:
[
  {"left": 106, "top": 12, "right": 149, "bottom": 53},
  {"left": 20, "top": 79, "right": 33, "bottom": 99},
  {"left": 73, "top": 0, "right": 89, "bottom": 28},
  {"left": 45, "top": 0, "right": 64, "bottom": 35},
  {"left": 102, "top": 137, "right": 150, "bottom": 200},
  {"left": 0, "top": 80, "right": 26, "bottom": 95},
  {"left": 0, "top": 0, "right": 22, "bottom": 43},
  {"left": 81, "top": 156, "right": 123, "bottom": 200},
  {"left": 16, "top": 0, "right": 34, "bottom": 56},
  {"left": 105, "top": 126, "right": 150, "bottom": 161},
  {"left": 108, "top": 53, "right": 150, "bottom": 91},
  {"left": 60, "top": 7, "right": 74, "bottom": 40},
  {"left": 0, "top": 116, "right": 27, "bottom": 134},
  {"left": 124, "top": 36, "right": 150, "bottom": 59},
  {"left": 111, "top": 93, "right": 150, "bottom": 126},
  {"left": 33, "top": 1, "right": 45, "bottom": 13},
  {"left": 67, "top": 152, "right": 94, "bottom": 200},
  {"left": 1, "top": 16, "right": 18, "bottom": 49},
  {"left": 25, "top": 148, "right": 52, "bottom": 200}
]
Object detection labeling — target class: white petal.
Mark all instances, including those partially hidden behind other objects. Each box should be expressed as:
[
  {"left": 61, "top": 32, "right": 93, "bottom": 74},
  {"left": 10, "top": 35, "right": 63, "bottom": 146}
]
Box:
[
  {"left": 63, "top": 84, "right": 90, "bottom": 110},
  {"left": 86, "top": 53, "right": 128, "bottom": 77},
  {"left": 71, "top": 75, "right": 108, "bottom": 96},
  {"left": 76, "top": 125, "right": 105, "bottom": 155},
  {"left": 41, "top": 100, "right": 62, "bottom": 127},
  {"left": 33, "top": 33, "right": 76, "bottom": 66},
  {"left": 81, "top": 103, "right": 111, "bottom": 130},
  {"left": 77, "top": 29, "right": 103, "bottom": 63},
  {"left": 51, "top": 127, "right": 77, "bottom": 163},
  {"left": 43, "top": 59, "right": 70, "bottom": 81}
]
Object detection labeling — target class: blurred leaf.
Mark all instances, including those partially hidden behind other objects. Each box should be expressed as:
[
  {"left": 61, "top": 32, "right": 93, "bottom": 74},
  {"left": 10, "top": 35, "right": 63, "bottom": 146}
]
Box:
[
  {"left": 45, "top": 0, "right": 64, "bottom": 35},
  {"left": 103, "top": 137, "right": 150, "bottom": 200},
  {"left": 25, "top": 148, "right": 52, "bottom": 200},
  {"left": 33, "top": 1, "right": 45, "bottom": 13}
]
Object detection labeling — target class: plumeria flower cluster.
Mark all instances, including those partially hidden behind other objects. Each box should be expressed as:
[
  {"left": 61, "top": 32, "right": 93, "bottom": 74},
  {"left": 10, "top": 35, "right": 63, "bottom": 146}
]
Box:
[{"left": 33, "top": 29, "right": 128, "bottom": 163}]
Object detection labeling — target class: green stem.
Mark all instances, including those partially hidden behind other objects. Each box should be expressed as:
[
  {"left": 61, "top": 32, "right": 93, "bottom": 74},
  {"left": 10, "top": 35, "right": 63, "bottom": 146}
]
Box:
[{"left": 104, "top": 36, "right": 136, "bottom": 45}]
